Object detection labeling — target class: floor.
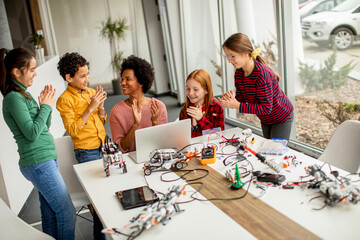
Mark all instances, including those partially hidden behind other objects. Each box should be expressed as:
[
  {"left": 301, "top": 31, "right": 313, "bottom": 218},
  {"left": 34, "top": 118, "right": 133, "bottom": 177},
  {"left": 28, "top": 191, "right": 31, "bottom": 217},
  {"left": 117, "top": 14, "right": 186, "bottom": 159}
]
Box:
[{"left": 17, "top": 92, "right": 233, "bottom": 239}]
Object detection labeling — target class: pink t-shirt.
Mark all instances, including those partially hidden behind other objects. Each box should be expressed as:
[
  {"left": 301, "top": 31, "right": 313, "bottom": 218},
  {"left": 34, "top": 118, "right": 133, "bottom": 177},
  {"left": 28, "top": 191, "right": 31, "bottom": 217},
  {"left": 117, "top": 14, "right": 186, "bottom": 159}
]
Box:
[{"left": 110, "top": 98, "right": 168, "bottom": 152}]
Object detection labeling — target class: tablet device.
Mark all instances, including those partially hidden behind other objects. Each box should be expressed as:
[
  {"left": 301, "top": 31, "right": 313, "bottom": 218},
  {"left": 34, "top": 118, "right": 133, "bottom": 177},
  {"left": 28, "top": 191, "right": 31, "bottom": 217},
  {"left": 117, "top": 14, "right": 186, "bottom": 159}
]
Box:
[{"left": 115, "top": 186, "right": 159, "bottom": 210}]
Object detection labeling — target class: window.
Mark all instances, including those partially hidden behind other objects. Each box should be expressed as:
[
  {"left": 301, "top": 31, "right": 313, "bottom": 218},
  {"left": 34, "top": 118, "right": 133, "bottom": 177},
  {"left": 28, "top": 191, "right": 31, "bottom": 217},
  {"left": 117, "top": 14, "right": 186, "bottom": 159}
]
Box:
[
  {"left": 220, "top": 0, "right": 360, "bottom": 157},
  {"left": 221, "top": 0, "right": 280, "bottom": 135},
  {"left": 297, "top": 0, "right": 360, "bottom": 150}
]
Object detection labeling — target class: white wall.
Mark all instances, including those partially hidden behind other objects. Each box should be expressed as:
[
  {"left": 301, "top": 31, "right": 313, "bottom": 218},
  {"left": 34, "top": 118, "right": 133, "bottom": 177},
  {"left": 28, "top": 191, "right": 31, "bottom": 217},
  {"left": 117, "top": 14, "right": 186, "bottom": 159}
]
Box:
[
  {"left": 48, "top": 0, "right": 133, "bottom": 86},
  {"left": 181, "top": 0, "right": 223, "bottom": 96},
  {"left": 0, "top": 56, "right": 65, "bottom": 213}
]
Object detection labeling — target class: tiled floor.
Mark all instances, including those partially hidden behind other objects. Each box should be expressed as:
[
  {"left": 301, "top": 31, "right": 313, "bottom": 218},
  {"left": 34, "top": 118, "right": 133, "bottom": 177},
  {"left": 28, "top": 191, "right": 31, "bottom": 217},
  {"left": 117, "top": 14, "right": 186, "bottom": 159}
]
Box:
[{"left": 17, "top": 92, "right": 234, "bottom": 239}]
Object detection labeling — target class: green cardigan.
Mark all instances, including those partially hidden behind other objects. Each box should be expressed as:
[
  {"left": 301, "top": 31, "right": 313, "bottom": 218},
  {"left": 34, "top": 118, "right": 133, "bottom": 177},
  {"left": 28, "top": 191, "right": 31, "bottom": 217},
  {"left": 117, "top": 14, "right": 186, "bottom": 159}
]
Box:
[{"left": 2, "top": 81, "right": 57, "bottom": 166}]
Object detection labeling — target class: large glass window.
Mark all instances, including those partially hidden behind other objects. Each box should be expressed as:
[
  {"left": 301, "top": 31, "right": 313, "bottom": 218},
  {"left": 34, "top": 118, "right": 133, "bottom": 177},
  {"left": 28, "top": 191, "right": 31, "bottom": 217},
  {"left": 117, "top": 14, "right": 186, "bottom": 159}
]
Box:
[
  {"left": 221, "top": 0, "right": 280, "bottom": 135},
  {"left": 297, "top": 0, "right": 360, "bottom": 150},
  {"left": 217, "top": 0, "right": 360, "bottom": 156}
]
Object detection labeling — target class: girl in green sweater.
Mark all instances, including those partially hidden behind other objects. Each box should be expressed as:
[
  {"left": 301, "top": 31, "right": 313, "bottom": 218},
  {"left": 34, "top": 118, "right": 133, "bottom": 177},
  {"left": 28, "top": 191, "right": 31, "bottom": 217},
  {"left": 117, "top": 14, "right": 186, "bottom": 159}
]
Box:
[{"left": 0, "top": 47, "right": 76, "bottom": 240}]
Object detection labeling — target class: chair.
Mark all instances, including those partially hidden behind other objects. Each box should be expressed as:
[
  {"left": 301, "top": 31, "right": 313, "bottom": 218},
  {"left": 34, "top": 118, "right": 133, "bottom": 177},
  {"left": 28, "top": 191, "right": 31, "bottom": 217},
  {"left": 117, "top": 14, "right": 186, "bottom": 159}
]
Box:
[
  {"left": 318, "top": 120, "right": 360, "bottom": 173},
  {"left": 0, "top": 197, "right": 55, "bottom": 240},
  {"left": 55, "top": 136, "right": 92, "bottom": 221}
]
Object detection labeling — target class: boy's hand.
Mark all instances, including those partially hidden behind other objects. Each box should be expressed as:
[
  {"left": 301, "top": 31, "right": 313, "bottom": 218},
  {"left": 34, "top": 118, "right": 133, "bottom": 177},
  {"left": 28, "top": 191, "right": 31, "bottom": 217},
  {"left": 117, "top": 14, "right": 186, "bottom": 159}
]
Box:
[
  {"left": 96, "top": 86, "right": 107, "bottom": 109},
  {"left": 89, "top": 87, "right": 107, "bottom": 113},
  {"left": 39, "top": 84, "right": 56, "bottom": 107}
]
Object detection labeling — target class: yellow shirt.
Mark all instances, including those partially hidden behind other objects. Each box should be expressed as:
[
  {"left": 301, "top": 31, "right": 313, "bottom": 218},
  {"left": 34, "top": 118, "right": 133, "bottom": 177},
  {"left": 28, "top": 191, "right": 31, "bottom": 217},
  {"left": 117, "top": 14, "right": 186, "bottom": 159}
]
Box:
[{"left": 56, "top": 85, "right": 107, "bottom": 150}]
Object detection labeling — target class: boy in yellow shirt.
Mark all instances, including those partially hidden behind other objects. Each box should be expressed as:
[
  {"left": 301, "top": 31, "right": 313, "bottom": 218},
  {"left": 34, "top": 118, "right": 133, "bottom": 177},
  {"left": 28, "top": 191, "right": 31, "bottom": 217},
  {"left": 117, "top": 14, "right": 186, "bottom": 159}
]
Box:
[{"left": 57, "top": 52, "right": 107, "bottom": 240}]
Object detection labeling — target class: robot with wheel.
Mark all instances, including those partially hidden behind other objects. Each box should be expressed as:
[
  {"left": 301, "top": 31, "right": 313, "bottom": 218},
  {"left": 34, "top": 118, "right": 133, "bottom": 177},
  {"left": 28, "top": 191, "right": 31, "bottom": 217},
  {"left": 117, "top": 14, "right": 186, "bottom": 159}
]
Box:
[
  {"left": 143, "top": 149, "right": 186, "bottom": 175},
  {"left": 101, "top": 136, "right": 127, "bottom": 177}
]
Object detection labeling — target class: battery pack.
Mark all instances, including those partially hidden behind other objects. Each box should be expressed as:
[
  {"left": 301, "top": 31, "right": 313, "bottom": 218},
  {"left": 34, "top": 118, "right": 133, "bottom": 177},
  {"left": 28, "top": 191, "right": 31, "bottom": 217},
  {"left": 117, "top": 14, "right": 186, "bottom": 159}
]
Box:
[{"left": 200, "top": 147, "right": 216, "bottom": 165}]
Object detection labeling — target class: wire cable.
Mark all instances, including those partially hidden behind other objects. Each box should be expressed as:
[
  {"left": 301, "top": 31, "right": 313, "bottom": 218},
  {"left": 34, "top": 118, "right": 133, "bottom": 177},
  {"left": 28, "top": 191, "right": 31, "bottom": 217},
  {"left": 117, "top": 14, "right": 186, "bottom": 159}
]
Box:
[{"left": 160, "top": 168, "right": 209, "bottom": 182}]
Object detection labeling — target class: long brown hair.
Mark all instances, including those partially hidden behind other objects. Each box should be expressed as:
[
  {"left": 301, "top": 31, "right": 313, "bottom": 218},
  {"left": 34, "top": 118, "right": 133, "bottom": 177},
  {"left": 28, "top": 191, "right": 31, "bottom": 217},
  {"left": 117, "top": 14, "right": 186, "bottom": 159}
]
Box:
[
  {"left": 180, "top": 69, "right": 214, "bottom": 118},
  {"left": 222, "top": 33, "right": 280, "bottom": 81},
  {"left": 0, "top": 47, "right": 34, "bottom": 99}
]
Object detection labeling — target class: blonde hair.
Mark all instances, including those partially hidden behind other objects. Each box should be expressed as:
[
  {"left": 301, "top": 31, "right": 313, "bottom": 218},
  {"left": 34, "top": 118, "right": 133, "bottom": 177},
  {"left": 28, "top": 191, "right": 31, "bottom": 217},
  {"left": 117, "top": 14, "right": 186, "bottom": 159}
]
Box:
[
  {"left": 222, "top": 33, "right": 280, "bottom": 81},
  {"left": 180, "top": 69, "right": 214, "bottom": 118}
]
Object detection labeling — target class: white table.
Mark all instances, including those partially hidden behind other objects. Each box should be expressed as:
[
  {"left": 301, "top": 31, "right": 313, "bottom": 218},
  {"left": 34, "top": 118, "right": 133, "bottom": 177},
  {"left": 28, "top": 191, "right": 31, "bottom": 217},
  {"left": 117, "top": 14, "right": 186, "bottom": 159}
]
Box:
[
  {"left": 206, "top": 128, "right": 360, "bottom": 240},
  {"left": 74, "top": 127, "right": 360, "bottom": 240},
  {"left": 73, "top": 147, "right": 255, "bottom": 240}
]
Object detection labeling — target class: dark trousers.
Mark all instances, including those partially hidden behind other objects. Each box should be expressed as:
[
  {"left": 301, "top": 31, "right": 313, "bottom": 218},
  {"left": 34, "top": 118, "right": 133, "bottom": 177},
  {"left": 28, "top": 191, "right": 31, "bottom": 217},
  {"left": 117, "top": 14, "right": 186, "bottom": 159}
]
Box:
[{"left": 261, "top": 112, "right": 294, "bottom": 141}]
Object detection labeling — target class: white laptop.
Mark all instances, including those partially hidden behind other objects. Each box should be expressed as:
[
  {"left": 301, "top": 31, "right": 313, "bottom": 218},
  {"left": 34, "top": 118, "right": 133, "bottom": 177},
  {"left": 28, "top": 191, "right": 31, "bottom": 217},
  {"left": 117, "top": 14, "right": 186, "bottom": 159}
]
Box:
[{"left": 128, "top": 119, "right": 191, "bottom": 163}]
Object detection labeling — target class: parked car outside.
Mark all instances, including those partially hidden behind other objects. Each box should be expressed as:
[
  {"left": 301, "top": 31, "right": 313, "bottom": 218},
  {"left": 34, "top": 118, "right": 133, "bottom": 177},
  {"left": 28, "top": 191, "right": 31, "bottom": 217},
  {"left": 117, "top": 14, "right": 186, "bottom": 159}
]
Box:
[
  {"left": 299, "top": 0, "right": 316, "bottom": 9},
  {"left": 300, "top": 0, "right": 346, "bottom": 20},
  {"left": 301, "top": 0, "right": 360, "bottom": 50}
]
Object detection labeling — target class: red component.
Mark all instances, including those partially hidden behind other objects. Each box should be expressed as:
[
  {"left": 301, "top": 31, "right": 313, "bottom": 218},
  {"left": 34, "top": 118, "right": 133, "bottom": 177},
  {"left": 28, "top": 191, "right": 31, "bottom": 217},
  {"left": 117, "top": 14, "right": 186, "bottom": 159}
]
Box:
[
  {"left": 244, "top": 145, "right": 257, "bottom": 155},
  {"left": 252, "top": 180, "right": 272, "bottom": 185}
]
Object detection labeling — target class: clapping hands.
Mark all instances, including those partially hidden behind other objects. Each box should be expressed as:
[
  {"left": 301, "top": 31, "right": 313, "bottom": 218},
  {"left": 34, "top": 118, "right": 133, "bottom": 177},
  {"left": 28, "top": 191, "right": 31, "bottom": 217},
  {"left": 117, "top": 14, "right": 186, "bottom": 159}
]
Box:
[
  {"left": 39, "top": 85, "right": 56, "bottom": 107},
  {"left": 132, "top": 98, "right": 142, "bottom": 125},
  {"left": 151, "top": 98, "right": 160, "bottom": 125},
  {"left": 89, "top": 86, "right": 107, "bottom": 112},
  {"left": 187, "top": 104, "right": 203, "bottom": 126},
  {"left": 217, "top": 90, "right": 240, "bottom": 109}
]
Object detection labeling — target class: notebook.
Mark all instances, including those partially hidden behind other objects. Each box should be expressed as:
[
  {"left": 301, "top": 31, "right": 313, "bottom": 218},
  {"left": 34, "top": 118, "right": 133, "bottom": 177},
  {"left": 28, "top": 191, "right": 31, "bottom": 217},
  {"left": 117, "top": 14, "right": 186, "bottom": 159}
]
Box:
[{"left": 128, "top": 118, "right": 191, "bottom": 163}]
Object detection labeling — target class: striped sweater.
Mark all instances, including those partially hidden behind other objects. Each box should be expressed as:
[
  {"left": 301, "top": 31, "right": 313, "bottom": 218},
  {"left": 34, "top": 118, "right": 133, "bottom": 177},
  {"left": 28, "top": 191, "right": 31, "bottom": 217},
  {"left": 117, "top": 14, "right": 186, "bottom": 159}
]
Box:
[{"left": 235, "top": 60, "right": 293, "bottom": 124}]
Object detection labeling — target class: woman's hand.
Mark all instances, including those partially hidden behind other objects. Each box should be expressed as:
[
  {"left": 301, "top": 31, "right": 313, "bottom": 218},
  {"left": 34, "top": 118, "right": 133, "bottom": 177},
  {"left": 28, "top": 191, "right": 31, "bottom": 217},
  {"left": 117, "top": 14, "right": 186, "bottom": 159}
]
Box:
[
  {"left": 132, "top": 98, "right": 142, "bottom": 125},
  {"left": 218, "top": 90, "right": 240, "bottom": 109},
  {"left": 150, "top": 99, "right": 160, "bottom": 125},
  {"left": 39, "top": 85, "right": 56, "bottom": 107}
]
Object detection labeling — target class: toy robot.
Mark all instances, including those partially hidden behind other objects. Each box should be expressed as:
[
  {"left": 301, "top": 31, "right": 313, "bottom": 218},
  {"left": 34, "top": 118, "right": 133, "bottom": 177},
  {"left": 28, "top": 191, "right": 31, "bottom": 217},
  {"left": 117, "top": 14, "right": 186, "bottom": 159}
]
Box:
[
  {"left": 143, "top": 148, "right": 186, "bottom": 176},
  {"left": 101, "top": 136, "right": 127, "bottom": 177},
  {"left": 102, "top": 185, "right": 184, "bottom": 237},
  {"left": 305, "top": 164, "right": 360, "bottom": 207}
]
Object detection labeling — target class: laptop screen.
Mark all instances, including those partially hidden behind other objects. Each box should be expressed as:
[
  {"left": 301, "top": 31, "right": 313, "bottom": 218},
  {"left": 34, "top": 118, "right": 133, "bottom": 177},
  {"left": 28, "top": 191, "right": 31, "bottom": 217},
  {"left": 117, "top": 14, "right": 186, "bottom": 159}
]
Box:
[{"left": 129, "top": 119, "right": 191, "bottom": 163}]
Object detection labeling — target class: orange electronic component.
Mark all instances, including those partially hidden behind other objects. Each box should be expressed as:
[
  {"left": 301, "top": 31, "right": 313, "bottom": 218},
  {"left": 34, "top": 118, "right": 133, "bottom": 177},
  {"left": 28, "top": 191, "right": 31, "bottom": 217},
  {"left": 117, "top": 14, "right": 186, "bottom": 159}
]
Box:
[
  {"left": 283, "top": 162, "right": 290, "bottom": 168},
  {"left": 186, "top": 149, "right": 199, "bottom": 158},
  {"left": 200, "top": 146, "right": 216, "bottom": 165}
]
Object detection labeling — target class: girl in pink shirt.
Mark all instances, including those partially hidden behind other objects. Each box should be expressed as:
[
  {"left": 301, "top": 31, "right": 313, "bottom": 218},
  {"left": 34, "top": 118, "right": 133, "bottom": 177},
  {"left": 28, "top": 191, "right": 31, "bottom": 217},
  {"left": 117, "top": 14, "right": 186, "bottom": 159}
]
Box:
[{"left": 110, "top": 55, "right": 167, "bottom": 152}]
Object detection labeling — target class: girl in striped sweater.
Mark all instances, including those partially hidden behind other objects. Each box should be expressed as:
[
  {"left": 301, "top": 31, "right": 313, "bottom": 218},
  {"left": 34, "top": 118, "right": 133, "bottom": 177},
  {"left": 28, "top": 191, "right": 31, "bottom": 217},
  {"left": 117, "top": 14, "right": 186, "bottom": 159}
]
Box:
[{"left": 218, "top": 33, "right": 293, "bottom": 141}]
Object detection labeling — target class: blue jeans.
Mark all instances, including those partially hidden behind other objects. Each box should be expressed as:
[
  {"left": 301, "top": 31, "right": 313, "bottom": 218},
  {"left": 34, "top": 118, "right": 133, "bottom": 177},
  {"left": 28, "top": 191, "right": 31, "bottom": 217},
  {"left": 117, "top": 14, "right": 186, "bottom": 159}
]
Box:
[
  {"left": 74, "top": 148, "right": 102, "bottom": 164},
  {"left": 74, "top": 148, "right": 105, "bottom": 240},
  {"left": 20, "top": 159, "right": 76, "bottom": 240}
]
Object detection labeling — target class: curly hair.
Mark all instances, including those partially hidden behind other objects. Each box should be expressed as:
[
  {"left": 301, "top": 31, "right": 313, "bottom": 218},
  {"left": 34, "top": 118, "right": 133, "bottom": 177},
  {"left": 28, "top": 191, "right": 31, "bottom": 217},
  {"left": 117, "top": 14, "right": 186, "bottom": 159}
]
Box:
[
  {"left": 120, "top": 55, "right": 154, "bottom": 93},
  {"left": 57, "top": 52, "right": 87, "bottom": 81}
]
